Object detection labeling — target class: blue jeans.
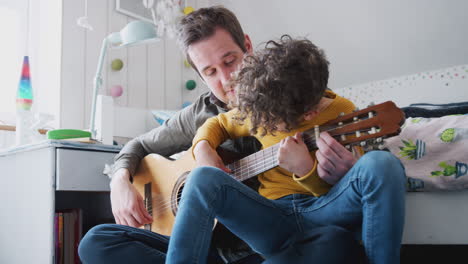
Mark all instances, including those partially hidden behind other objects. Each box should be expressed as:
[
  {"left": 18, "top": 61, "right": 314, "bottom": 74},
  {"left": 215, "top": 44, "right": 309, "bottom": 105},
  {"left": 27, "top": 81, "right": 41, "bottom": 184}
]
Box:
[
  {"left": 166, "top": 151, "right": 406, "bottom": 264},
  {"left": 78, "top": 224, "right": 357, "bottom": 264}
]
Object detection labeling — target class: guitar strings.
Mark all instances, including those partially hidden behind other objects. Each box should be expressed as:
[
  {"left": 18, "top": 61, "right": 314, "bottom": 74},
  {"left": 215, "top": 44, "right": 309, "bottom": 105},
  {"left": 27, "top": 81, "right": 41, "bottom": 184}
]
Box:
[
  {"left": 149, "top": 130, "right": 323, "bottom": 213},
  {"left": 150, "top": 143, "right": 287, "bottom": 212},
  {"left": 148, "top": 122, "right": 375, "bottom": 214},
  {"left": 150, "top": 127, "right": 340, "bottom": 212},
  {"left": 151, "top": 151, "right": 281, "bottom": 212}
]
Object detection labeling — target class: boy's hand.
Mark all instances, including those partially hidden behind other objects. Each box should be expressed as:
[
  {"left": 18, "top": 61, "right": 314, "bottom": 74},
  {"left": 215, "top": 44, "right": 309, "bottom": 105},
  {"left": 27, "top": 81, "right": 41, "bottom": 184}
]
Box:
[
  {"left": 315, "top": 132, "right": 357, "bottom": 185},
  {"left": 193, "top": 140, "right": 232, "bottom": 173},
  {"left": 278, "top": 132, "right": 314, "bottom": 177}
]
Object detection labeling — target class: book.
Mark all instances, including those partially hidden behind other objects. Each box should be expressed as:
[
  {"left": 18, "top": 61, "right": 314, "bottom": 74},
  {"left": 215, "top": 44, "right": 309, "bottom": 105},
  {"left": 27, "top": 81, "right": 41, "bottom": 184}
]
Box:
[
  {"left": 56, "top": 209, "right": 83, "bottom": 264},
  {"left": 57, "top": 212, "right": 64, "bottom": 264}
]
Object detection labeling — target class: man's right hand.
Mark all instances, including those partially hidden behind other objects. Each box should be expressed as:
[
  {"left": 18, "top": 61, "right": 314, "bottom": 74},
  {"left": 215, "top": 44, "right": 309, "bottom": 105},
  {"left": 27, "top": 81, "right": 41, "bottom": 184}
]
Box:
[
  {"left": 193, "top": 140, "right": 231, "bottom": 173},
  {"left": 110, "top": 168, "right": 153, "bottom": 227}
]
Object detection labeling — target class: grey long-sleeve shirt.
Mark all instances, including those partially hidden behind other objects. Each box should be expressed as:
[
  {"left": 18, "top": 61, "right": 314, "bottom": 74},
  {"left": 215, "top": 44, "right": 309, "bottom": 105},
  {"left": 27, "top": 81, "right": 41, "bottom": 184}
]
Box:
[{"left": 111, "top": 91, "right": 261, "bottom": 179}]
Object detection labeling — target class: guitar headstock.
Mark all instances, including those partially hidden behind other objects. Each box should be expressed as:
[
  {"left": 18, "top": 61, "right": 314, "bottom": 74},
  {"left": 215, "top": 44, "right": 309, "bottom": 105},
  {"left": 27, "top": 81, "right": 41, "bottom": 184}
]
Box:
[{"left": 313, "top": 101, "right": 405, "bottom": 150}]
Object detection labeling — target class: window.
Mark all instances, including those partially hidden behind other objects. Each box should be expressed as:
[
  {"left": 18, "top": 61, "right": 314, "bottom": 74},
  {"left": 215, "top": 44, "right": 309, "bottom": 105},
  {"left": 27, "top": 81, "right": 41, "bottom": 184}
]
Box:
[{"left": 0, "top": 2, "right": 26, "bottom": 122}]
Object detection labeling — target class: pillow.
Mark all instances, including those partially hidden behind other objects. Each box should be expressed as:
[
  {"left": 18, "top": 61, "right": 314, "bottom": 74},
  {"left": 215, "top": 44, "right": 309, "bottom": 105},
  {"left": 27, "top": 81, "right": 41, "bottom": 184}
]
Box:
[
  {"left": 402, "top": 101, "right": 468, "bottom": 118},
  {"left": 384, "top": 115, "right": 468, "bottom": 191},
  {"left": 151, "top": 110, "right": 178, "bottom": 125}
]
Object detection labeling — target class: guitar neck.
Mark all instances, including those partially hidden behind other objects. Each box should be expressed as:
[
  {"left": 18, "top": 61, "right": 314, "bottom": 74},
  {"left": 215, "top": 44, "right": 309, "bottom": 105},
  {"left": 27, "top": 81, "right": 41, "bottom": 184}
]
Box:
[
  {"left": 226, "top": 135, "right": 318, "bottom": 182},
  {"left": 224, "top": 101, "right": 404, "bottom": 183}
]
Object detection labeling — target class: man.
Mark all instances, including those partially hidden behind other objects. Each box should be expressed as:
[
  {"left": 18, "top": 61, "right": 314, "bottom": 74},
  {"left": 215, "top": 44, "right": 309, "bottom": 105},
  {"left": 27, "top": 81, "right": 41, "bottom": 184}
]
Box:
[{"left": 79, "top": 6, "right": 359, "bottom": 264}]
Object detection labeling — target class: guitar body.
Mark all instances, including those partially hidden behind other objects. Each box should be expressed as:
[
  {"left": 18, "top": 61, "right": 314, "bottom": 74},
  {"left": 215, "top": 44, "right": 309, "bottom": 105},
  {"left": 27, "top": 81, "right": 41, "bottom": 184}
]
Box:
[{"left": 133, "top": 151, "right": 195, "bottom": 236}]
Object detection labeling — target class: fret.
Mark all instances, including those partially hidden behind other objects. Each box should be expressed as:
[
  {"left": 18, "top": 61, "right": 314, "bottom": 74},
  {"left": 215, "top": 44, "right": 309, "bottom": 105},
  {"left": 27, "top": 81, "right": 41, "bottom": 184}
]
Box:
[
  {"left": 228, "top": 132, "right": 320, "bottom": 182},
  {"left": 247, "top": 152, "right": 251, "bottom": 179},
  {"left": 270, "top": 146, "right": 274, "bottom": 167},
  {"left": 262, "top": 147, "right": 266, "bottom": 173}
]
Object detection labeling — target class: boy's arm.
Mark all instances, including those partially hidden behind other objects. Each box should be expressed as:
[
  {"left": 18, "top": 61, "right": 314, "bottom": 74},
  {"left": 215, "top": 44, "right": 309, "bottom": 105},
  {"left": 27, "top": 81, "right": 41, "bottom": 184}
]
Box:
[
  {"left": 193, "top": 140, "right": 231, "bottom": 173},
  {"left": 278, "top": 133, "right": 332, "bottom": 197},
  {"left": 192, "top": 111, "right": 250, "bottom": 170}
]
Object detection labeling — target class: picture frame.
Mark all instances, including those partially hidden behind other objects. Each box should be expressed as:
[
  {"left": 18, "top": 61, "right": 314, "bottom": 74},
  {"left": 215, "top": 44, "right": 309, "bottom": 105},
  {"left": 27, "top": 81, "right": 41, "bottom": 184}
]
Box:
[{"left": 116, "top": 0, "right": 155, "bottom": 23}]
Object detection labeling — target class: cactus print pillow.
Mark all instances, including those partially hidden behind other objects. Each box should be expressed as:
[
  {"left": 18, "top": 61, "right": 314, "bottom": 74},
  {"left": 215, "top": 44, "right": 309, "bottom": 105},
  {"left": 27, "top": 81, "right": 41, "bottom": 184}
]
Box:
[{"left": 384, "top": 115, "right": 468, "bottom": 191}]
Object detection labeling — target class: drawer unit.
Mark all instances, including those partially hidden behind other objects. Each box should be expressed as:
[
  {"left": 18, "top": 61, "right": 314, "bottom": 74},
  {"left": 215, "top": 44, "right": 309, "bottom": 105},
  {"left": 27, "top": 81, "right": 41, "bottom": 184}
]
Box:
[{"left": 56, "top": 148, "right": 115, "bottom": 191}]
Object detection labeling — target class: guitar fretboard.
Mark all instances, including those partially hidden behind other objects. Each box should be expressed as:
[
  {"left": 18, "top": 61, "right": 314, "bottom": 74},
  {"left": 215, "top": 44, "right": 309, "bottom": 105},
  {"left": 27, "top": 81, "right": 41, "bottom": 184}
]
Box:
[
  {"left": 226, "top": 130, "right": 319, "bottom": 182},
  {"left": 218, "top": 101, "right": 404, "bottom": 183}
]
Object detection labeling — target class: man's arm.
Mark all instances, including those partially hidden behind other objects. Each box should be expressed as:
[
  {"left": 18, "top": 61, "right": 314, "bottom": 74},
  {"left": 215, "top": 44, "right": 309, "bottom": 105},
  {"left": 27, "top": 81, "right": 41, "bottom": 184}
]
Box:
[
  {"left": 110, "top": 93, "right": 211, "bottom": 227},
  {"left": 112, "top": 107, "right": 201, "bottom": 178}
]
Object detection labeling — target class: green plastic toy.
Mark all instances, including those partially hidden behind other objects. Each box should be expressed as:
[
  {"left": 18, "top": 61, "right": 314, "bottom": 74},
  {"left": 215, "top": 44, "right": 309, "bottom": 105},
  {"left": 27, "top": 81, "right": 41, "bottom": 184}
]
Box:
[{"left": 46, "top": 129, "right": 91, "bottom": 140}]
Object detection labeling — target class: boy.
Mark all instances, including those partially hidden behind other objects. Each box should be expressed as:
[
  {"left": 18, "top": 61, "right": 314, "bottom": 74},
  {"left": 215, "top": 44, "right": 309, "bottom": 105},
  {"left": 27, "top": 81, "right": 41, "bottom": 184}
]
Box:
[{"left": 166, "top": 36, "right": 406, "bottom": 264}]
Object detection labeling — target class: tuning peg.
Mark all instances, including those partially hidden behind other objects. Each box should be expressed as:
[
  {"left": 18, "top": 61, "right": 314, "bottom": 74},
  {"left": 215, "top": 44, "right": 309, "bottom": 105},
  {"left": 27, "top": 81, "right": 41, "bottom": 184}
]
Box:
[
  {"left": 370, "top": 127, "right": 377, "bottom": 134},
  {"left": 353, "top": 117, "right": 359, "bottom": 122},
  {"left": 368, "top": 112, "right": 374, "bottom": 118},
  {"left": 360, "top": 141, "right": 366, "bottom": 147},
  {"left": 341, "top": 134, "right": 346, "bottom": 141},
  {"left": 378, "top": 144, "right": 385, "bottom": 150},
  {"left": 375, "top": 137, "right": 383, "bottom": 143},
  {"left": 364, "top": 144, "right": 374, "bottom": 151},
  {"left": 345, "top": 145, "right": 351, "bottom": 150},
  {"left": 355, "top": 131, "right": 361, "bottom": 137},
  {"left": 314, "top": 125, "right": 320, "bottom": 140}
]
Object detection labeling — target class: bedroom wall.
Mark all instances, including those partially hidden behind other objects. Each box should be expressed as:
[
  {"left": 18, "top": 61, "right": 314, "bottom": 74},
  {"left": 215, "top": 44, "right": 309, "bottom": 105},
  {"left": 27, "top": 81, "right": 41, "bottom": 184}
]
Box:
[
  {"left": 211, "top": 0, "right": 468, "bottom": 90},
  {"left": 59, "top": 0, "right": 467, "bottom": 137},
  {"left": 60, "top": 0, "right": 211, "bottom": 135}
]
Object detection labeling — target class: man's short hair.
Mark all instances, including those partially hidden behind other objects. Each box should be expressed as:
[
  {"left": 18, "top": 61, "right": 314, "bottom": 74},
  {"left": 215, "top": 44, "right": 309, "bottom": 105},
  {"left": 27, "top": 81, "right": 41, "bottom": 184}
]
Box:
[
  {"left": 177, "top": 6, "right": 246, "bottom": 73},
  {"left": 233, "top": 35, "right": 330, "bottom": 136}
]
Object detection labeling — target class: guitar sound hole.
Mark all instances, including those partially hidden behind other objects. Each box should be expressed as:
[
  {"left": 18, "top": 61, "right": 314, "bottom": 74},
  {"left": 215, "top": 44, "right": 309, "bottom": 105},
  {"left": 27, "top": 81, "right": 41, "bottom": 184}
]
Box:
[{"left": 171, "top": 171, "right": 190, "bottom": 216}]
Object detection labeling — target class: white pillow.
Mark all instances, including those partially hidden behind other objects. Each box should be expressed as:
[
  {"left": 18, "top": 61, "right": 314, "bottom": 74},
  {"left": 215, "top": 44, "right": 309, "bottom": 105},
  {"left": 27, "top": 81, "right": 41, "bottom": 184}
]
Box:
[{"left": 151, "top": 110, "right": 177, "bottom": 125}]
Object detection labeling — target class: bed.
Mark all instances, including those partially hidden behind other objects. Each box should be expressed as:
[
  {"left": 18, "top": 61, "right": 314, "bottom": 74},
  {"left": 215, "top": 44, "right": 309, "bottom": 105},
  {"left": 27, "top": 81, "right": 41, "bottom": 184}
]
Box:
[{"left": 336, "top": 64, "right": 468, "bottom": 244}]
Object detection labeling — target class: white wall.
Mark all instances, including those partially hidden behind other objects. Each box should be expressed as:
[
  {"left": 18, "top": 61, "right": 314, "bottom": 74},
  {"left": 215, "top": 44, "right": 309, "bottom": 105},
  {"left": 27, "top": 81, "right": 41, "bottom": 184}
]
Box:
[
  {"left": 212, "top": 0, "right": 468, "bottom": 89},
  {"left": 56, "top": 0, "right": 468, "bottom": 137},
  {"left": 60, "top": 0, "right": 209, "bottom": 134}
]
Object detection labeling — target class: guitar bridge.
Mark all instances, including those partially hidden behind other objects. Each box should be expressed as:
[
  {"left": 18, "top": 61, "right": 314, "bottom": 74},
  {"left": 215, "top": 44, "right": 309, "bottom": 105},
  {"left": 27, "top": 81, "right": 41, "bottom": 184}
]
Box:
[{"left": 144, "top": 183, "right": 152, "bottom": 231}]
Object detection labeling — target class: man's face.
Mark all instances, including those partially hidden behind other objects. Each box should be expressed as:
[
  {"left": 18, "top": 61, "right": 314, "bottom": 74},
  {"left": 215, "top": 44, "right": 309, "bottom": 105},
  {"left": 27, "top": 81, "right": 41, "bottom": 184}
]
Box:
[{"left": 188, "top": 28, "right": 252, "bottom": 106}]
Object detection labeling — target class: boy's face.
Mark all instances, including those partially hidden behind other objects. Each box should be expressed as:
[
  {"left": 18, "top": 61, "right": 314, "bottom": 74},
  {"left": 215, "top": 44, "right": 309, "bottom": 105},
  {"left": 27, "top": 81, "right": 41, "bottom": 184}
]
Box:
[{"left": 188, "top": 27, "right": 252, "bottom": 106}]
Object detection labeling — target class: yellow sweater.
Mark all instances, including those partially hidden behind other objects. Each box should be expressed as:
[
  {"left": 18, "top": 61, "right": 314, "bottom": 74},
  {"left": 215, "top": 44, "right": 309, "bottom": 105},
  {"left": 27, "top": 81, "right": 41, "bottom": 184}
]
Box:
[{"left": 192, "top": 91, "right": 356, "bottom": 199}]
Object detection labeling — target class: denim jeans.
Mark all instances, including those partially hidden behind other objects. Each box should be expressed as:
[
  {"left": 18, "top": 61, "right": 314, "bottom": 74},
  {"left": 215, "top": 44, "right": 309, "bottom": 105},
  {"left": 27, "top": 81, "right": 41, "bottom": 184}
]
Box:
[{"left": 166, "top": 151, "right": 406, "bottom": 264}]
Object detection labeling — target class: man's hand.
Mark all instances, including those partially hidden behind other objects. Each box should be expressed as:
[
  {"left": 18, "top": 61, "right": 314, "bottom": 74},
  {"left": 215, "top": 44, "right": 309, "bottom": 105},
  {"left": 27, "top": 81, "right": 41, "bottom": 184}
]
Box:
[
  {"left": 193, "top": 140, "right": 231, "bottom": 173},
  {"left": 315, "top": 132, "right": 357, "bottom": 185},
  {"left": 278, "top": 132, "right": 314, "bottom": 177},
  {"left": 110, "top": 168, "right": 153, "bottom": 227}
]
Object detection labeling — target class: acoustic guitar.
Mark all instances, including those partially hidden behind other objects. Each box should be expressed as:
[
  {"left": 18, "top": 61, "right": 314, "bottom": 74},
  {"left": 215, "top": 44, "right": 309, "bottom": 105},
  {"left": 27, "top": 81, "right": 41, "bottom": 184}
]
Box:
[{"left": 132, "top": 101, "right": 405, "bottom": 236}]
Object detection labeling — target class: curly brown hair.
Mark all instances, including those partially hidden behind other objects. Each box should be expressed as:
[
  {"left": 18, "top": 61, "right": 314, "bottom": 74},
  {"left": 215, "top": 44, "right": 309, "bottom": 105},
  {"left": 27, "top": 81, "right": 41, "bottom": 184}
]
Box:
[{"left": 233, "top": 35, "right": 329, "bottom": 136}]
